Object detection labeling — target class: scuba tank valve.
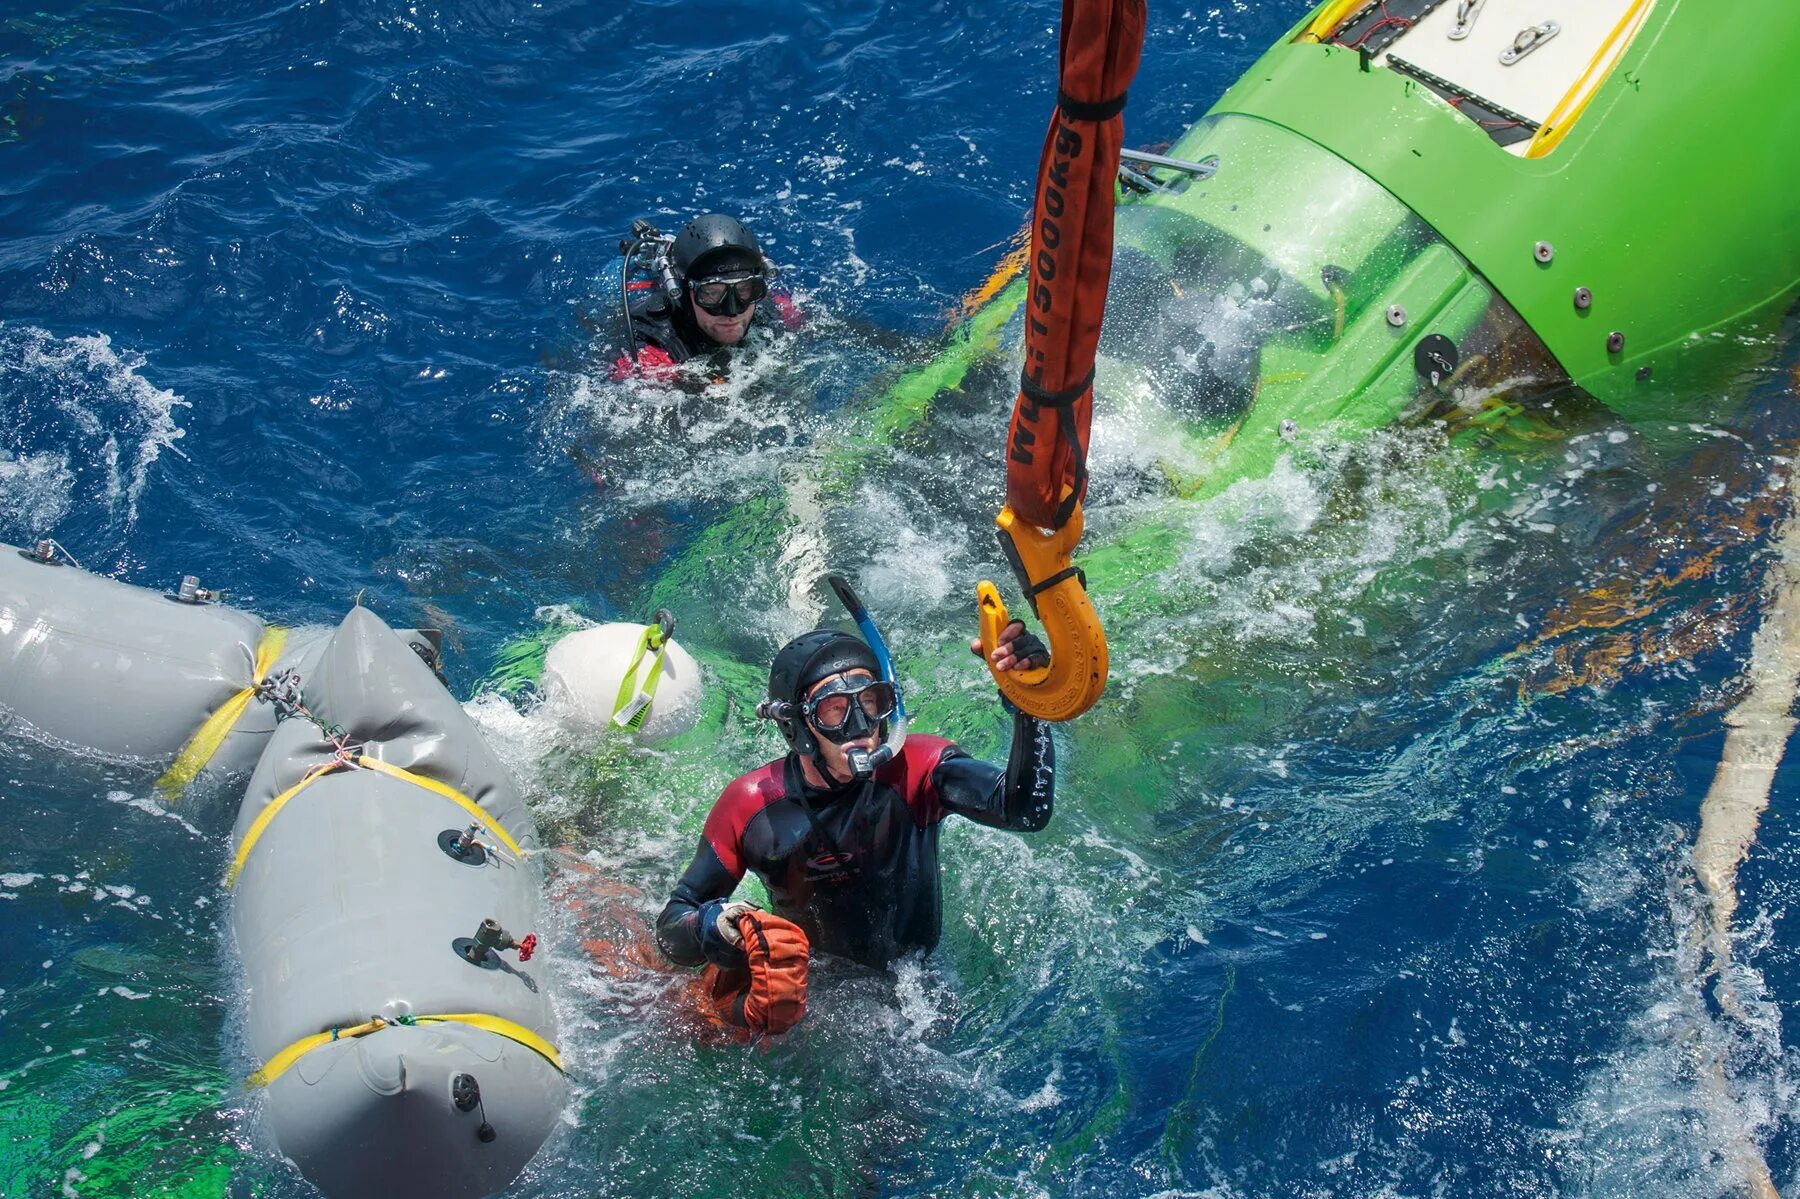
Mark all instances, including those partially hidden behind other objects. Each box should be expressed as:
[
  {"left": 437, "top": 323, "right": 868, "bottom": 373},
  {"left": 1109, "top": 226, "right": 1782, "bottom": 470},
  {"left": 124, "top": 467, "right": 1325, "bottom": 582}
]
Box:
[{"left": 617, "top": 220, "right": 676, "bottom": 357}]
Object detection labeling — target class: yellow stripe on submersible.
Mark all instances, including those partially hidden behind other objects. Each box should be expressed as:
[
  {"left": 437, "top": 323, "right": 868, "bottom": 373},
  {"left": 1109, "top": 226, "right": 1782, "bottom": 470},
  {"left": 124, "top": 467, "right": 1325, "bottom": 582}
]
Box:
[
  {"left": 1298, "top": 0, "right": 1367, "bottom": 43},
  {"left": 156, "top": 626, "right": 289, "bottom": 803},
  {"left": 224, "top": 755, "right": 523, "bottom": 888},
  {"left": 246, "top": 1012, "right": 562, "bottom": 1089},
  {"left": 1525, "top": 0, "right": 1655, "bottom": 159}
]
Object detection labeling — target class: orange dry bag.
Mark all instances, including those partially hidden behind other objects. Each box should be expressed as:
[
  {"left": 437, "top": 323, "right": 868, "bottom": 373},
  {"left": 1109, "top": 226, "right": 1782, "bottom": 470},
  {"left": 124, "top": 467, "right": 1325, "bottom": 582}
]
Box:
[{"left": 700, "top": 910, "right": 810, "bottom": 1036}]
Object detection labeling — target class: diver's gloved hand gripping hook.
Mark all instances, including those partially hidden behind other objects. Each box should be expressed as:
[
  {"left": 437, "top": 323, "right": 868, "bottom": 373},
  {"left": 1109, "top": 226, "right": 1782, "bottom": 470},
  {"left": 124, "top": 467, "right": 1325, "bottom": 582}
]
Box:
[{"left": 977, "top": 490, "right": 1108, "bottom": 722}]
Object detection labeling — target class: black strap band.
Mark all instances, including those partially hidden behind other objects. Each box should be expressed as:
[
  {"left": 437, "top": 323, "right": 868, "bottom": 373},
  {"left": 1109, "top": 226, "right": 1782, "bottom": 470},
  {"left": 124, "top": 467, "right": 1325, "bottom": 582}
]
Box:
[
  {"left": 788, "top": 757, "right": 868, "bottom": 881},
  {"left": 1017, "top": 369, "right": 1092, "bottom": 529},
  {"left": 1057, "top": 89, "right": 1128, "bottom": 122},
  {"left": 1053, "top": 463, "right": 1087, "bottom": 528},
  {"left": 1026, "top": 565, "right": 1087, "bottom": 598},
  {"left": 1019, "top": 368, "right": 1094, "bottom": 408}
]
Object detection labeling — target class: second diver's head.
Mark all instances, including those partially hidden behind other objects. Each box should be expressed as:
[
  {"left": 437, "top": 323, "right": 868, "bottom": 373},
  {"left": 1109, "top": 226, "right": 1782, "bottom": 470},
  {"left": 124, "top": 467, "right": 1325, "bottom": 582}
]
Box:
[
  {"left": 764, "top": 629, "right": 898, "bottom": 785},
  {"left": 669, "top": 213, "right": 769, "bottom": 346}
]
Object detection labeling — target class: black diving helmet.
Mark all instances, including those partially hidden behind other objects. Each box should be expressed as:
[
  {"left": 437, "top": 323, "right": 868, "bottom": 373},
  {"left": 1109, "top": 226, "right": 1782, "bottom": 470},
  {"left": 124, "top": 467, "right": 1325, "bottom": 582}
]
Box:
[
  {"left": 670, "top": 213, "right": 771, "bottom": 316},
  {"left": 758, "top": 629, "right": 895, "bottom": 758}
]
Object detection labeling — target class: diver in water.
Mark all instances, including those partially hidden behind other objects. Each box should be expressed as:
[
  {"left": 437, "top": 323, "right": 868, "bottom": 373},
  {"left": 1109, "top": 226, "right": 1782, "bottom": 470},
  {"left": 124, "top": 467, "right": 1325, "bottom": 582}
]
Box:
[
  {"left": 612, "top": 212, "right": 801, "bottom": 378},
  {"left": 655, "top": 614, "right": 1054, "bottom": 1027}
]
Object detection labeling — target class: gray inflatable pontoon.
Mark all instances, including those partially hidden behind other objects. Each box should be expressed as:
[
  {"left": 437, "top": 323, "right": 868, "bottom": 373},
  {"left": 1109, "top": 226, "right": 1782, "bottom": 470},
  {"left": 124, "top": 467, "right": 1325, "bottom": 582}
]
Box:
[
  {"left": 2, "top": 542, "right": 565, "bottom": 1196},
  {"left": 230, "top": 606, "right": 564, "bottom": 1198},
  {"left": 0, "top": 540, "right": 331, "bottom": 791}
]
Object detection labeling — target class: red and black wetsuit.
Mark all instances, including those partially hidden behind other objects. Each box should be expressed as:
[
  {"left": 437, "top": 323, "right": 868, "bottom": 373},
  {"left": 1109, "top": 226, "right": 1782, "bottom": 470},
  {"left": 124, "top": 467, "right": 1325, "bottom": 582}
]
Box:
[
  {"left": 656, "top": 710, "right": 1054, "bottom": 971},
  {"left": 613, "top": 289, "right": 804, "bottom": 379}
]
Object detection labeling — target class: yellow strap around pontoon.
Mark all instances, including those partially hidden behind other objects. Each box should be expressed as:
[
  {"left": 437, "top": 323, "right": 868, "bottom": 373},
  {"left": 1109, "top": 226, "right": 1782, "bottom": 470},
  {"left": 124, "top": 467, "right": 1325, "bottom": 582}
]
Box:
[
  {"left": 224, "top": 762, "right": 334, "bottom": 887},
  {"left": 246, "top": 1011, "right": 563, "bottom": 1088},
  {"left": 224, "top": 755, "right": 522, "bottom": 888},
  {"left": 353, "top": 756, "right": 524, "bottom": 859},
  {"left": 610, "top": 621, "right": 669, "bottom": 731},
  {"left": 411, "top": 1014, "right": 561, "bottom": 1073},
  {"left": 156, "top": 626, "right": 289, "bottom": 803}
]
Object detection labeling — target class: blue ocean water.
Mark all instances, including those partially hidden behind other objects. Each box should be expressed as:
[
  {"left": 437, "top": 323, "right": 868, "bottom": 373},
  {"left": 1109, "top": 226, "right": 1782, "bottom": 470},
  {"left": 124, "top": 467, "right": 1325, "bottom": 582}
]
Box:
[{"left": 3, "top": 2, "right": 1799, "bottom": 1197}]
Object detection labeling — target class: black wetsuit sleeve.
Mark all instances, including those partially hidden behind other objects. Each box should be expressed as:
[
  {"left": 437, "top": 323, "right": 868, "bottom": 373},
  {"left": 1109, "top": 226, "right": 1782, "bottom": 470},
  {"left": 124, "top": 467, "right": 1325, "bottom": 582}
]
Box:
[
  {"left": 655, "top": 839, "right": 747, "bottom": 969},
  {"left": 932, "top": 702, "right": 1055, "bottom": 831}
]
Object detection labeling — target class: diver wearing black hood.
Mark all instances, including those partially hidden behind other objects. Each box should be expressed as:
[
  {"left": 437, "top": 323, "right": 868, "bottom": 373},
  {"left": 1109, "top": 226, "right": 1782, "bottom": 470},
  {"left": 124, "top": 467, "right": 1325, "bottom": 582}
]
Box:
[
  {"left": 615, "top": 213, "right": 798, "bottom": 375},
  {"left": 656, "top": 620, "right": 1055, "bottom": 972}
]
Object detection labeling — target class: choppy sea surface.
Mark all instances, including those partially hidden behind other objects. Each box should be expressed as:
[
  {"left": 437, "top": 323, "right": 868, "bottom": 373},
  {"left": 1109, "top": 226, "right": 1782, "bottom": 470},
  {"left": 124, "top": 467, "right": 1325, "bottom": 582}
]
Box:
[{"left": 4, "top": 2, "right": 1799, "bottom": 1196}]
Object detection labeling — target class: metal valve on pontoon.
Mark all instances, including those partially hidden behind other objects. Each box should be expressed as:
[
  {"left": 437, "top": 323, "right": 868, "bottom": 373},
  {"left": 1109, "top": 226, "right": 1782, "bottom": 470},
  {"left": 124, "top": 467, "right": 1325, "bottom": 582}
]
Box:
[{"left": 172, "top": 574, "right": 224, "bottom": 605}]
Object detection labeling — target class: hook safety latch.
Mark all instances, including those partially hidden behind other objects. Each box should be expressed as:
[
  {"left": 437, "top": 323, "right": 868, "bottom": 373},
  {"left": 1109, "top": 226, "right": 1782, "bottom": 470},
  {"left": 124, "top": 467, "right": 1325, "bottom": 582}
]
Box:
[{"left": 974, "top": 498, "right": 1108, "bottom": 722}]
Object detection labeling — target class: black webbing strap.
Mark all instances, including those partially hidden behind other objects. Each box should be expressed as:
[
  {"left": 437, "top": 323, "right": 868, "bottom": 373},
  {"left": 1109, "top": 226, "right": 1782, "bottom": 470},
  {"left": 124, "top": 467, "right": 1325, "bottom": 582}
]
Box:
[
  {"left": 1057, "top": 89, "right": 1128, "bottom": 122},
  {"left": 1020, "top": 368, "right": 1094, "bottom": 408},
  {"left": 1053, "top": 450, "right": 1089, "bottom": 528},
  {"left": 1017, "top": 370, "right": 1093, "bottom": 530},
  {"left": 787, "top": 757, "right": 866, "bottom": 881},
  {"left": 996, "top": 529, "right": 1089, "bottom": 621},
  {"left": 1026, "top": 565, "right": 1086, "bottom": 599}
]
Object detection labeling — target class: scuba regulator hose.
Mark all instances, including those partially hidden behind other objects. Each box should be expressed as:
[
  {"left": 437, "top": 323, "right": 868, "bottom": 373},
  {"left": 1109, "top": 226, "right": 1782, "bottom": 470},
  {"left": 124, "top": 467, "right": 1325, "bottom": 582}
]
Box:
[{"left": 616, "top": 218, "right": 674, "bottom": 359}]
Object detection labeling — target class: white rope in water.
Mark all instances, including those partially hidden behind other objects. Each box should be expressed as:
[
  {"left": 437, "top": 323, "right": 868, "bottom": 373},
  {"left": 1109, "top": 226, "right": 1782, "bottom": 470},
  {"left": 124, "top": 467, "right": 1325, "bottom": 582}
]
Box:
[{"left": 1692, "top": 476, "right": 1800, "bottom": 1199}]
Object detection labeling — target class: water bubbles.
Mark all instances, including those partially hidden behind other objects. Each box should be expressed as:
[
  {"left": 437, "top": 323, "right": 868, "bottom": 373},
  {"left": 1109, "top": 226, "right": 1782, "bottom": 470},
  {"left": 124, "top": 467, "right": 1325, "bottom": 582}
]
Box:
[{"left": 0, "top": 327, "right": 188, "bottom": 536}]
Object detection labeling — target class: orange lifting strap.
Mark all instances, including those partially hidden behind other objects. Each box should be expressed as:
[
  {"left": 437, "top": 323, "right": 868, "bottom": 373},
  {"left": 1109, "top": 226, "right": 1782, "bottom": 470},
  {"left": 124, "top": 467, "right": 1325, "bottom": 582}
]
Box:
[{"left": 977, "top": 0, "right": 1144, "bottom": 721}]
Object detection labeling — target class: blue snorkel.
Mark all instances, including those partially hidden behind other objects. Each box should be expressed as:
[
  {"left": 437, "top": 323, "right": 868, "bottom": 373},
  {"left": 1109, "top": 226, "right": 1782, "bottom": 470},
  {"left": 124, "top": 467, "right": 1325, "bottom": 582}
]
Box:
[{"left": 827, "top": 573, "right": 908, "bottom": 778}]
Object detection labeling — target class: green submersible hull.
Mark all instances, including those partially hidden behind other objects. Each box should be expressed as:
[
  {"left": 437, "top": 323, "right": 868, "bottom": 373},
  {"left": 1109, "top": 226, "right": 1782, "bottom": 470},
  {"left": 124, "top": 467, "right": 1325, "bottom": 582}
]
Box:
[
  {"left": 1120, "top": 0, "right": 1800, "bottom": 483},
  {"left": 826, "top": 0, "right": 1800, "bottom": 508}
]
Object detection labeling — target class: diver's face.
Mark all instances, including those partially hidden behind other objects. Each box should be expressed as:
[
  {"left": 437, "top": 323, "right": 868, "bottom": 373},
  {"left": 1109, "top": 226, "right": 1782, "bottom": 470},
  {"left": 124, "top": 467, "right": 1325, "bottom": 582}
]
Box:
[
  {"left": 805, "top": 668, "right": 880, "bottom": 782},
  {"left": 692, "top": 296, "right": 756, "bottom": 345}
]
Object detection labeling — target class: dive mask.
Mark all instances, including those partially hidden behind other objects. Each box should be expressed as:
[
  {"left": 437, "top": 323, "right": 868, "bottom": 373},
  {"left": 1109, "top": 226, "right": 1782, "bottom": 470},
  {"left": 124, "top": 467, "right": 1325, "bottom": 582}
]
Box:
[
  {"left": 690, "top": 272, "right": 767, "bottom": 316},
  {"left": 803, "top": 676, "right": 899, "bottom": 744}
]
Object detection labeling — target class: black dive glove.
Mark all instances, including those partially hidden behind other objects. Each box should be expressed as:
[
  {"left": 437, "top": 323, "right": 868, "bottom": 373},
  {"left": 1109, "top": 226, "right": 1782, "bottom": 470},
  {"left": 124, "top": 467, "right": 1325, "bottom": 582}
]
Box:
[
  {"left": 971, "top": 618, "right": 1049, "bottom": 670},
  {"left": 1006, "top": 624, "right": 1049, "bottom": 669}
]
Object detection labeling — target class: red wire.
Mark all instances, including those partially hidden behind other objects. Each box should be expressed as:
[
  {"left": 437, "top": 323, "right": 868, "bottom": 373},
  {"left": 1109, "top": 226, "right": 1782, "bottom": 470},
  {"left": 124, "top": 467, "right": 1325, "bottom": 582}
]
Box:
[
  {"left": 1447, "top": 93, "right": 1520, "bottom": 131},
  {"left": 1343, "top": 2, "right": 1415, "bottom": 49},
  {"left": 1342, "top": 14, "right": 1523, "bottom": 133}
]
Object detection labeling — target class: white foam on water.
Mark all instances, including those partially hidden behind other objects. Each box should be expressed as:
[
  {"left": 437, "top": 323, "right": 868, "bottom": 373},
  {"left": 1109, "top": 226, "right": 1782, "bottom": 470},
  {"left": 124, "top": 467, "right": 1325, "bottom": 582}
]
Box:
[
  {"left": 0, "top": 449, "right": 75, "bottom": 532},
  {"left": 1017, "top": 1060, "right": 1063, "bottom": 1112},
  {"left": 532, "top": 602, "right": 595, "bottom": 630},
  {"left": 1550, "top": 854, "right": 1796, "bottom": 1197},
  {"left": 0, "top": 326, "right": 188, "bottom": 528},
  {"left": 104, "top": 790, "right": 204, "bottom": 839},
  {"left": 548, "top": 328, "right": 828, "bottom": 509},
  {"left": 1102, "top": 425, "right": 1471, "bottom": 664},
  {"left": 855, "top": 481, "right": 975, "bottom": 617}
]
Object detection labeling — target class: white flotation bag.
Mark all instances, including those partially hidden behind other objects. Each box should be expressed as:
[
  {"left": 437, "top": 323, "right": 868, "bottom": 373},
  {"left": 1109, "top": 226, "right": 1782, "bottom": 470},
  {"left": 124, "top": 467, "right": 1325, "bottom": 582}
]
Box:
[
  {"left": 229, "top": 605, "right": 564, "bottom": 1199},
  {"left": 540, "top": 616, "right": 702, "bottom": 741}
]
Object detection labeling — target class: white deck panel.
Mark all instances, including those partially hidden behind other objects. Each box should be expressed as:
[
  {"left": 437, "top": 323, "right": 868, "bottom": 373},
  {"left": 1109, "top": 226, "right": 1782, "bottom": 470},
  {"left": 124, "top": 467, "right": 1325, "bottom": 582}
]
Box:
[{"left": 1375, "top": 0, "right": 1642, "bottom": 125}]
